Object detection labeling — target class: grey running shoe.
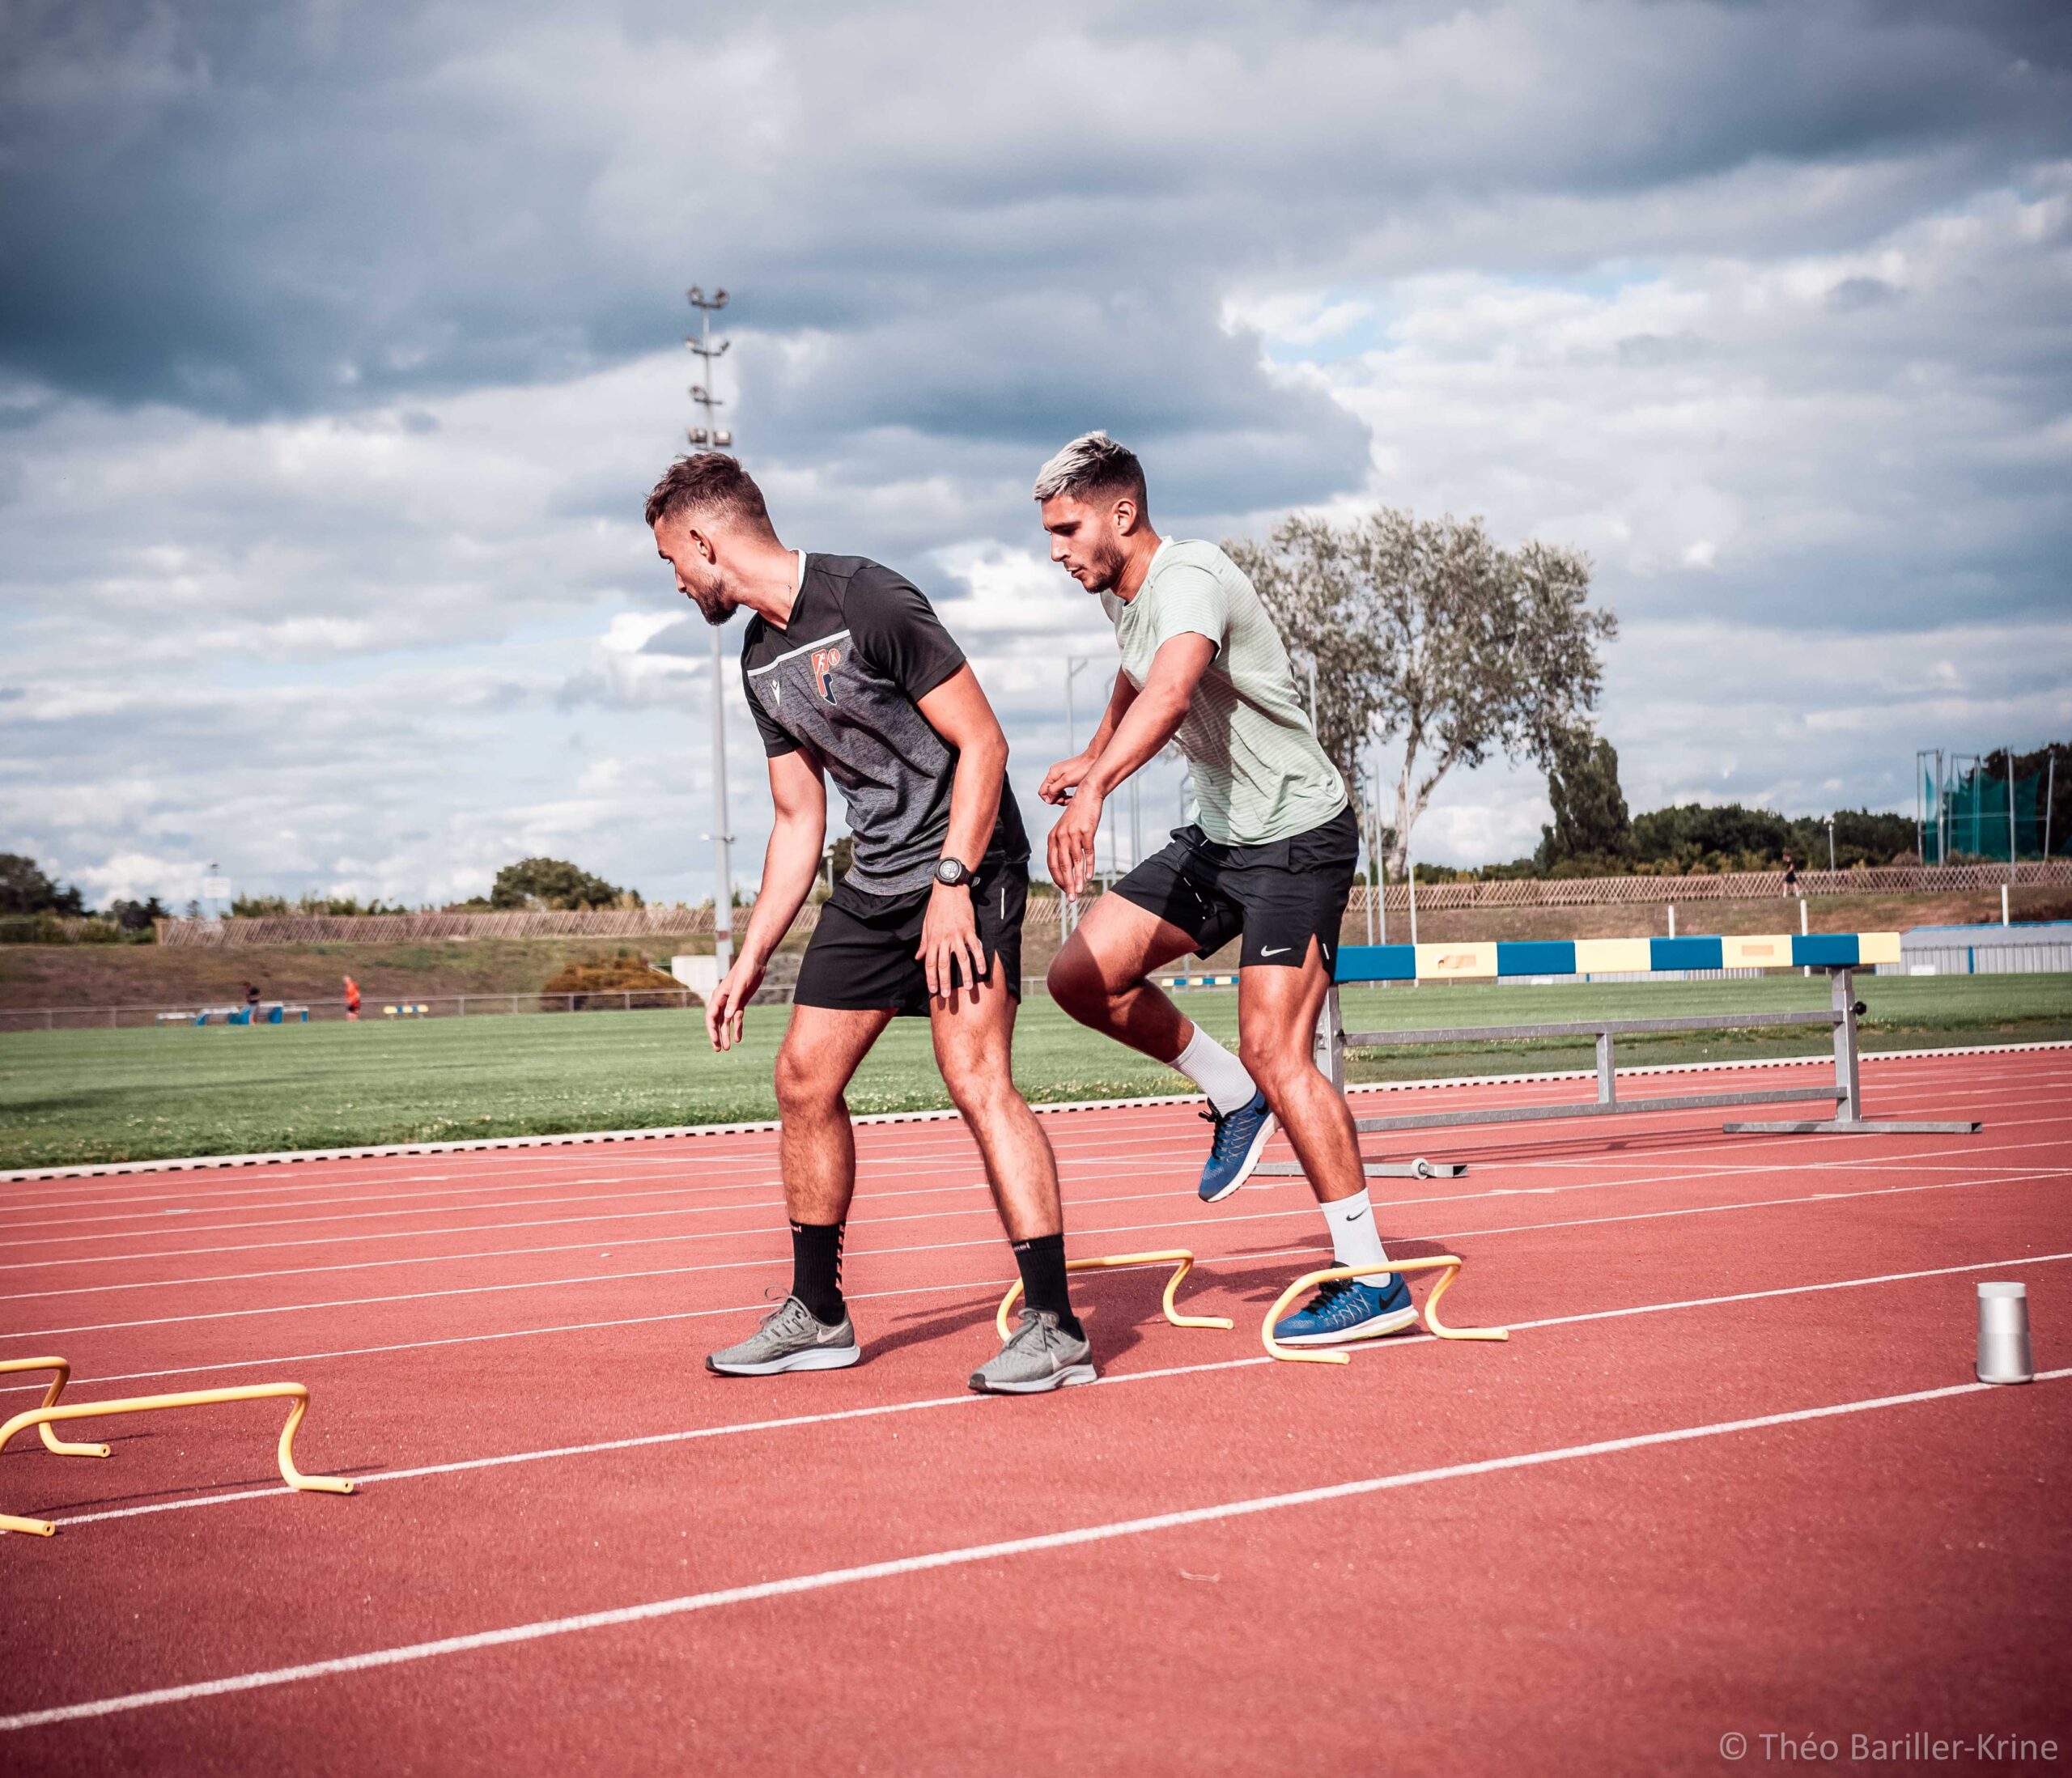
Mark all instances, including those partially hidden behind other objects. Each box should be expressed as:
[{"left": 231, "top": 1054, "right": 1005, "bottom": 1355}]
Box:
[
  {"left": 706, "top": 1295, "right": 860, "bottom": 1376},
  {"left": 969, "top": 1309, "right": 1097, "bottom": 1395}
]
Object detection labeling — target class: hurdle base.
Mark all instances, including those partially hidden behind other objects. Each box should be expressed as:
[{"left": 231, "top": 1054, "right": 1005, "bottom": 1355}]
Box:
[
  {"left": 1255, "top": 1159, "right": 1468, "bottom": 1182},
  {"left": 1723, "top": 1118, "right": 1984, "bottom": 1135}
]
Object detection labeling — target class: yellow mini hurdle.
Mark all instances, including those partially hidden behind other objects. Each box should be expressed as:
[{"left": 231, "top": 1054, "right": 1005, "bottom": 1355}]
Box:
[
  {"left": 996, "top": 1248, "right": 1234, "bottom": 1342},
  {"left": 1259, "top": 1258, "right": 1509, "bottom": 1365},
  {"left": 0, "top": 1355, "right": 354, "bottom": 1538}
]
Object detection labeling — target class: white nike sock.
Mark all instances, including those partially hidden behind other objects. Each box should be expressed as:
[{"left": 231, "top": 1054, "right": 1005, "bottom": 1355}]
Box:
[
  {"left": 1171, "top": 1025, "right": 1257, "bottom": 1116},
  {"left": 1323, "top": 1190, "right": 1392, "bottom": 1286}
]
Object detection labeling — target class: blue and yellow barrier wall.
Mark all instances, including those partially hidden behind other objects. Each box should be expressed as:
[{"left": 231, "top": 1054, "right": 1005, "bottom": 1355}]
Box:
[{"left": 1334, "top": 932, "right": 1903, "bottom": 986}]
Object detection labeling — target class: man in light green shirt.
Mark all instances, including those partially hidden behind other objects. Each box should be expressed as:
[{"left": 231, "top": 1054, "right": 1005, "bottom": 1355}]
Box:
[
  {"left": 1098, "top": 536, "right": 1346, "bottom": 846},
  {"left": 1036, "top": 431, "right": 1415, "bottom": 1352}
]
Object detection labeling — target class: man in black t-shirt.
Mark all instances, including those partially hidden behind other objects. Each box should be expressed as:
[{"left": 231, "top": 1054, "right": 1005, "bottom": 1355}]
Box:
[{"left": 647, "top": 452, "right": 1089, "bottom": 1394}]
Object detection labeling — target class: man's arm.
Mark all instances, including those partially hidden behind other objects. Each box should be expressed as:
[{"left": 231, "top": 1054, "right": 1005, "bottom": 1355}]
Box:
[
  {"left": 913, "top": 664, "right": 1007, "bottom": 999},
  {"left": 1046, "top": 634, "right": 1214, "bottom": 896},
  {"left": 1038, "top": 669, "right": 1136, "bottom": 806},
  {"left": 706, "top": 749, "right": 826, "bottom": 1050}
]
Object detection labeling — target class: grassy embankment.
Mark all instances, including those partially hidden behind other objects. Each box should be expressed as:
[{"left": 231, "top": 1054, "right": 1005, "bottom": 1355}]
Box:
[
  {"left": 2, "top": 883, "right": 2065, "bottom": 1014},
  {"left": 2, "top": 973, "right": 2065, "bottom": 1171}
]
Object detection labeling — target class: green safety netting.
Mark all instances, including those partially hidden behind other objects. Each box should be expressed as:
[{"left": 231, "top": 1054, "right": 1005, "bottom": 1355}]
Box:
[{"left": 1922, "top": 765, "right": 2062, "bottom": 862}]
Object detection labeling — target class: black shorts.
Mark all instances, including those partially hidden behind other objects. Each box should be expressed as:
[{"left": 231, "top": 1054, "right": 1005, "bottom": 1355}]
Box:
[
  {"left": 793, "top": 855, "right": 1027, "bottom": 1016},
  {"left": 1110, "top": 804, "right": 1359, "bottom": 970}
]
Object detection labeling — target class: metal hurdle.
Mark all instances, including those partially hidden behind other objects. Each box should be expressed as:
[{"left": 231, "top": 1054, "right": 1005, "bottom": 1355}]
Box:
[{"left": 1254, "top": 931, "right": 1980, "bottom": 1186}]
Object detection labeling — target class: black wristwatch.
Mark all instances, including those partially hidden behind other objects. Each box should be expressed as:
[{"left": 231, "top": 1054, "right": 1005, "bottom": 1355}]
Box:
[{"left": 933, "top": 856, "right": 974, "bottom": 889}]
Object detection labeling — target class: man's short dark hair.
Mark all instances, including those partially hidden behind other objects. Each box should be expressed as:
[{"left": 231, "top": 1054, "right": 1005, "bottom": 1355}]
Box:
[
  {"left": 644, "top": 452, "right": 774, "bottom": 533},
  {"left": 1031, "top": 431, "right": 1149, "bottom": 513}
]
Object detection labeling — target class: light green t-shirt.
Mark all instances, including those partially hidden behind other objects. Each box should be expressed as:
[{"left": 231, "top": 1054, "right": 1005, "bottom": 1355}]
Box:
[{"left": 1101, "top": 537, "right": 1347, "bottom": 847}]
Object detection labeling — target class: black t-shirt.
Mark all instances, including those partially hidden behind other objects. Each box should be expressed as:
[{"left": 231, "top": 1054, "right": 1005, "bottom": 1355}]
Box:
[{"left": 741, "top": 554, "right": 1028, "bottom": 896}]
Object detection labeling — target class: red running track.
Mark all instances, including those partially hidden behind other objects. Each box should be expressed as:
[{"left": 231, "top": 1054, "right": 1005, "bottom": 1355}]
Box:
[{"left": 1, "top": 1049, "right": 2068, "bottom": 1774}]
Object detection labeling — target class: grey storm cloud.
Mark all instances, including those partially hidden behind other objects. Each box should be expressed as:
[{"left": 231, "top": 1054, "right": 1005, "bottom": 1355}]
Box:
[
  {"left": 2, "top": 0, "right": 2070, "bottom": 906},
  {"left": 2, "top": 0, "right": 2066, "bottom": 423}
]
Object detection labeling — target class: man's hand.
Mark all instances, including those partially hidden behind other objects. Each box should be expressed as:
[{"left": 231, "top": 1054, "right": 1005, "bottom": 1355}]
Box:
[
  {"left": 916, "top": 881, "right": 987, "bottom": 1002},
  {"left": 1046, "top": 783, "right": 1105, "bottom": 897},
  {"left": 1038, "top": 750, "right": 1098, "bottom": 806},
  {"left": 704, "top": 954, "right": 767, "bottom": 1051}
]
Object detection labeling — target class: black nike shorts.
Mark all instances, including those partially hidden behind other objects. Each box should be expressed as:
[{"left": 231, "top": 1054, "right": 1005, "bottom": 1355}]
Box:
[
  {"left": 1109, "top": 804, "right": 1359, "bottom": 970},
  {"left": 792, "top": 853, "right": 1026, "bottom": 1016}
]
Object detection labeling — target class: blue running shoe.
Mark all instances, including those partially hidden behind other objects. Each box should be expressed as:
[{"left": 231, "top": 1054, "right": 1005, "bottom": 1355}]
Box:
[
  {"left": 1198, "top": 1089, "right": 1277, "bottom": 1203},
  {"left": 1272, "top": 1272, "right": 1419, "bottom": 1347}
]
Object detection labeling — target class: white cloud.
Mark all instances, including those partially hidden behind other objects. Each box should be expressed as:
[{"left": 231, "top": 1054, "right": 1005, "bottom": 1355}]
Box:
[{"left": 2, "top": 1, "right": 2067, "bottom": 903}]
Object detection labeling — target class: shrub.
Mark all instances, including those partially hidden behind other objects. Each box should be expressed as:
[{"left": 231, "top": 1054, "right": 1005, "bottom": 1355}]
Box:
[{"left": 539, "top": 949, "right": 686, "bottom": 1011}]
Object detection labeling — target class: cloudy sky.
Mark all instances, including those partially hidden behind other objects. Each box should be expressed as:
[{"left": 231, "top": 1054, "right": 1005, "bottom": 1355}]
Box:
[{"left": 3, "top": 0, "right": 2068, "bottom": 910}]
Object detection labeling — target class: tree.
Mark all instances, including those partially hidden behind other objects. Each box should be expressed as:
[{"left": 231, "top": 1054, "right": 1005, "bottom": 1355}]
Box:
[
  {"left": 1537, "top": 730, "right": 1633, "bottom": 869},
  {"left": 1230, "top": 509, "right": 1615, "bottom": 878},
  {"left": 108, "top": 895, "right": 168, "bottom": 932},
  {"left": 489, "top": 857, "right": 638, "bottom": 911},
  {"left": 0, "top": 854, "right": 85, "bottom": 916}
]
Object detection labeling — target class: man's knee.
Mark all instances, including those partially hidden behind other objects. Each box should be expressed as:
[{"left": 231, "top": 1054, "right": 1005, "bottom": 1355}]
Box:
[
  {"left": 1046, "top": 944, "right": 1109, "bottom": 1021},
  {"left": 945, "top": 1071, "right": 1029, "bottom": 1142},
  {"left": 775, "top": 1042, "right": 843, "bottom": 1118},
  {"left": 1238, "top": 1032, "right": 1311, "bottom": 1098}
]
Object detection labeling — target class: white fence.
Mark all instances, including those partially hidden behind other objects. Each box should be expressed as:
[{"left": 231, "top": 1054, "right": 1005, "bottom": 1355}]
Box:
[
  {"left": 1894, "top": 943, "right": 2072, "bottom": 976},
  {"left": 147, "top": 859, "right": 2072, "bottom": 948}
]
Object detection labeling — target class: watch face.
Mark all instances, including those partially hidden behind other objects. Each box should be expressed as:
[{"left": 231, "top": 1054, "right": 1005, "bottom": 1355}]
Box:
[{"left": 936, "top": 858, "right": 966, "bottom": 886}]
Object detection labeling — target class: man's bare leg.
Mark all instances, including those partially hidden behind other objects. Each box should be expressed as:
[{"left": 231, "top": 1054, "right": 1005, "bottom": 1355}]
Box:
[
  {"left": 1047, "top": 892, "right": 1272, "bottom": 1198},
  {"left": 1235, "top": 939, "right": 1361, "bottom": 1204},
  {"left": 706, "top": 1004, "right": 892, "bottom": 1376},
  {"left": 930, "top": 973, "right": 1062, "bottom": 1240},
  {"left": 775, "top": 1004, "right": 894, "bottom": 1223},
  {"left": 1043, "top": 892, "right": 1199, "bottom": 1063},
  {"left": 935, "top": 971, "right": 1095, "bottom": 1390},
  {"left": 1241, "top": 939, "right": 1415, "bottom": 1343}
]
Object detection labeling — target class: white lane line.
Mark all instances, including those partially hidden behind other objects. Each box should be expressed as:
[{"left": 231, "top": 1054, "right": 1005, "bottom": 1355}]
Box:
[
  {"left": 14, "top": 1080, "right": 2067, "bottom": 1284},
  {"left": 4, "top": 1038, "right": 2057, "bottom": 1188},
  {"left": 0, "top": 1119, "right": 1202, "bottom": 1216},
  {"left": 14, "top": 1120, "right": 2069, "bottom": 1301},
  {"left": 8, "top": 1367, "right": 2066, "bottom": 1732},
  {"left": 0, "top": 1127, "right": 1222, "bottom": 1245},
  {"left": 16, "top": 1158, "right": 2063, "bottom": 1342},
  {"left": 0, "top": 1123, "right": 1238, "bottom": 1262},
  {"left": 40, "top": 1247, "right": 2072, "bottom": 1533},
  {"left": 6, "top": 1138, "right": 2063, "bottom": 1398}
]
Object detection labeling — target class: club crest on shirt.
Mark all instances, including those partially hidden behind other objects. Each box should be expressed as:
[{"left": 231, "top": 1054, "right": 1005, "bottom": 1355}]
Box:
[{"left": 812, "top": 647, "right": 843, "bottom": 704}]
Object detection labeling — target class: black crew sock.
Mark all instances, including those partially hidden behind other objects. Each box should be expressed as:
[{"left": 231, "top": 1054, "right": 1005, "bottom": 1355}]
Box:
[
  {"left": 790, "top": 1220, "right": 847, "bottom": 1326},
  {"left": 1013, "top": 1233, "right": 1084, "bottom": 1339}
]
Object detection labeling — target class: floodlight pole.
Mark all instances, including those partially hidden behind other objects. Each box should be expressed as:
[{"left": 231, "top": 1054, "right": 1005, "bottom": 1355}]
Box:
[
  {"left": 2007, "top": 743, "right": 2019, "bottom": 885},
  {"left": 686, "top": 285, "right": 737, "bottom": 970},
  {"left": 1826, "top": 815, "right": 1836, "bottom": 874}
]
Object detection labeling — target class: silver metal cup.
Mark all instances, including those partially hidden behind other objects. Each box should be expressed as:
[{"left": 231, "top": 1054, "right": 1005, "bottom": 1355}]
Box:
[{"left": 1976, "top": 1282, "right": 2034, "bottom": 1385}]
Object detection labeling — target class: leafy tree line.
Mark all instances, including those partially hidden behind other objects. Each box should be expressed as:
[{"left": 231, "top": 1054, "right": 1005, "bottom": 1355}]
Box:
[
  {"left": 1234, "top": 507, "right": 1611, "bottom": 881},
  {"left": 454, "top": 856, "right": 643, "bottom": 912},
  {"left": 1225, "top": 499, "right": 2069, "bottom": 881}
]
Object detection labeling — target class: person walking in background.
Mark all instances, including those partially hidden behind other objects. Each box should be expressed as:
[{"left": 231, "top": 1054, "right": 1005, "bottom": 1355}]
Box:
[
  {"left": 342, "top": 974, "right": 361, "bottom": 1022},
  {"left": 1782, "top": 851, "right": 1799, "bottom": 897},
  {"left": 243, "top": 982, "right": 261, "bottom": 1025}
]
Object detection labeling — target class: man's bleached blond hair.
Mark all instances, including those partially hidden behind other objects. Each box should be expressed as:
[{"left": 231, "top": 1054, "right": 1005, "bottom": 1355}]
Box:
[{"left": 1032, "top": 431, "right": 1149, "bottom": 511}]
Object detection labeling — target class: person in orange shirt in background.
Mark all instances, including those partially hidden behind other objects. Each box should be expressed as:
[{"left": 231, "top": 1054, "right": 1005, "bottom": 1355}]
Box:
[{"left": 342, "top": 974, "right": 361, "bottom": 1022}]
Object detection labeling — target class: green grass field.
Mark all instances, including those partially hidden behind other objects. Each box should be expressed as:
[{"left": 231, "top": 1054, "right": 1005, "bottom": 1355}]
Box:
[{"left": 2, "top": 974, "right": 2066, "bottom": 1171}]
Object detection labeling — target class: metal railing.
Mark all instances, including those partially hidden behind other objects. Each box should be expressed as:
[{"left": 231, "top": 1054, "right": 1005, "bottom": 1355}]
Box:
[{"left": 1250, "top": 965, "right": 1981, "bottom": 1183}]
